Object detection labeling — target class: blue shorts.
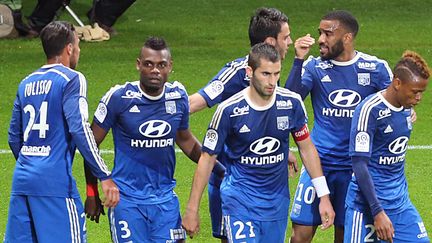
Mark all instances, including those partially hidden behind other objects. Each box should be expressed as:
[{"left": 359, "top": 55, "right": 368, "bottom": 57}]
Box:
[
  {"left": 224, "top": 214, "right": 287, "bottom": 243},
  {"left": 290, "top": 167, "right": 352, "bottom": 227},
  {"left": 108, "top": 196, "right": 186, "bottom": 242},
  {"left": 5, "top": 195, "right": 86, "bottom": 243},
  {"left": 208, "top": 172, "right": 227, "bottom": 239},
  {"left": 344, "top": 204, "right": 429, "bottom": 243}
]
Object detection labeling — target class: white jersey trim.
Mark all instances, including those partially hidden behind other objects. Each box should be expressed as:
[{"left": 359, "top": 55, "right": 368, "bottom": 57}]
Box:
[
  {"left": 218, "top": 56, "right": 249, "bottom": 85},
  {"left": 357, "top": 94, "right": 381, "bottom": 131},
  {"left": 209, "top": 91, "right": 245, "bottom": 130},
  {"left": 330, "top": 51, "right": 361, "bottom": 66}
]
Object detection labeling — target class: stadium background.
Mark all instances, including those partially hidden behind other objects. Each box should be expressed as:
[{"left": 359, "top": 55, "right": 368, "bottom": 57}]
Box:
[{"left": 0, "top": 0, "right": 431, "bottom": 242}]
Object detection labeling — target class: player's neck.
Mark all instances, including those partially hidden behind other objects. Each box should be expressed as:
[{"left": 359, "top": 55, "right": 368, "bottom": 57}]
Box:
[
  {"left": 334, "top": 49, "right": 356, "bottom": 62},
  {"left": 382, "top": 88, "right": 402, "bottom": 108},
  {"left": 246, "top": 87, "right": 274, "bottom": 107},
  {"left": 46, "top": 55, "right": 70, "bottom": 67}
]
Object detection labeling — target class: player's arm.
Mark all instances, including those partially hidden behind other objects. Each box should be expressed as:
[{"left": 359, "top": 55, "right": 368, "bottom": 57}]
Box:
[
  {"left": 189, "top": 93, "right": 208, "bottom": 114},
  {"left": 292, "top": 125, "right": 334, "bottom": 230},
  {"left": 176, "top": 129, "right": 225, "bottom": 178},
  {"left": 350, "top": 102, "right": 394, "bottom": 242},
  {"left": 84, "top": 122, "right": 110, "bottom": 223},
  {"left": 352, "top": 156, "right": 394, "bottom": 241},
  {"left": 284, "top": 34, "right": 315, "bottom": 99},
  {"left": 8, "top": 94, "right": 23, "bottom": 160},
  {"left": 285, "top": 59, "right": 312, "bottom": 100},
  {"left": 182, "top": 152, "right": 218, "bottom": 238},
  {"left": 63, "top": 74, "right": 119, "bottom": 208}
]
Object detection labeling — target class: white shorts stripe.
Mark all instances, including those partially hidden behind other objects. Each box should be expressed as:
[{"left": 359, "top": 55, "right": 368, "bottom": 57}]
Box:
[
  {"left": 66, "top": 198, "right": 75, "bottom": 243},
  {"left": 110, "top": 208, "right": 119, "bottom": 243},
  {"left": 66, "top": 198, "right": 81, "bottom": 243}
]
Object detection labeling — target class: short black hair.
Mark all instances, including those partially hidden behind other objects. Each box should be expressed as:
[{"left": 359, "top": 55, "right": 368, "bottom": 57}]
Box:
[
  {"left": 39, "top": 21, "right": 75, "bottom": 59},
  {"left": 322, "top": 10, "right": 359, "bottom": 37},
  {"left": 248, "top": 43, "right": 281, "bottom": 70},
  {"left": 248, "top": 7, "right": 288, "bottom": 46},
  {"left": 140, "top": 36, "right": 171, "bottom": 58}
]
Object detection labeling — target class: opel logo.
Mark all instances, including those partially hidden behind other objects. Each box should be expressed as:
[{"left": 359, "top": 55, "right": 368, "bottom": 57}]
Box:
[
  {"left": 388, "top": 136, "right": 409, "bottom": 154},
  {"left": 139, "top": 120, "right": 171, "bottom": 138},
  {"left": 328, "top": 89, "right": 361, "bottom": 108},
  {"left": 250, "top": 137, "right": 280, "bottom": 155}
]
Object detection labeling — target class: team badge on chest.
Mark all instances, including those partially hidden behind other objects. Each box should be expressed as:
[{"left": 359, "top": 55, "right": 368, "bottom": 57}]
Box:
[
  {"left": 277, "top": 116, "right": 289, "bottom": 131},
  {"left": 357, "top": 73, "right": 371, "bottom": 86},
  {"left": 165, "top": 101, "right": 176, "bottom": 114}
]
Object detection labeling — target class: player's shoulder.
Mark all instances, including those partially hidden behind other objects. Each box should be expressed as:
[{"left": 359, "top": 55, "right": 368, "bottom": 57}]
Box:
[
  {"left": 356, "top": 92, "right": 385, "bottom": 116},
  {"left": 225, "top": 55, "right": 249, "bottom": 67},
  {"left": 164, "top": 81, "right": 188, "bottom": 99},
  {"left": 23, "top": 64, "right": 82, "bottom": 84},
  {"left": 304, "top": 55, "right": 333, "bottom": 70},
  {"left": 276, "top": 87, "right": 303, "bottom": 103},
  {"left": 100, "top": 81, "right": 140, "bottom": 104},
  {"left": 217, "top": 89, "right": 247, "bottom": 112},
  {"left": 356, "top": 51, "right": 391, "bottom": 69}
]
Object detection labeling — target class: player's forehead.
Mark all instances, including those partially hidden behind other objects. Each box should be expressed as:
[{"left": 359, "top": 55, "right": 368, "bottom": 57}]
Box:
[
  {"left": 256, "top": 58, "right": 281, "bottom": 73},
  {"left": 318, "top": 19, "right": 341, "bottom": 33},
  {"left": 140, "top": 47, "right": 170, "bottom": 62}
]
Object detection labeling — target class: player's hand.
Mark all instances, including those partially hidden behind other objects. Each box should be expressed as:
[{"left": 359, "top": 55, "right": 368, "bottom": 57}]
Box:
[
  {"left": 294, "top": 34, "right": 315, "bottom": 60},
  {"left": 374, "top": 211, "right": 394, "bottom": 243},
  {"left": 182, "top": 208, "right": 200, "bottom": 238},
  {"left": 288, "top": 150, "right": 299, "bottom": 177},
  {"left": 318, "top": 195, "right": 335, "bottom": 230},
  {"left": 85, "top": 196, "right": 105, "bottom": 223},
  {"left": 100, "top": 178, "right": 120, "bottom": 208}
]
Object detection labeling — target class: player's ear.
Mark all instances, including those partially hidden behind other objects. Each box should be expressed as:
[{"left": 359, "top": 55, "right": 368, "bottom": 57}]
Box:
[
  {"left": 66, "top": 43, "right": 73, "bottom": 56},
  {"left": 343, "top": 32, "right": 353, "bottom": 44},
  {"left": 264, "top": 36, "right": 276, "bottom": 46},
  {"left": 394, "top": 77, "right": 402, "bottom": 90},
  {"left": 168, "top": 60, "right": 173, "bottom": 73},
  {"left": 246, "top": 66, "right": 253, "bottom": 78},
  {"left": 136, "top": 58, "right": 141, "bottom": 70}
]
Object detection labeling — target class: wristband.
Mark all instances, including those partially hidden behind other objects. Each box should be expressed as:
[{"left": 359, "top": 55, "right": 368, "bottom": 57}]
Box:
[
  {"left": 311, "top": 176, "right": 330, "bottom": 198},
  {"left": 86, "top": 183, "right": 99, "bottom": 197}
]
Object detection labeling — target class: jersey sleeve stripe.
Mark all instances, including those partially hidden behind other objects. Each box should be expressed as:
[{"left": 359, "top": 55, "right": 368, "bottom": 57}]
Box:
[
  {"left": 76, "top": 76, "right": 110, "bottom": 175},
  {"left": 78, "top": 73, "right": 86, "bottom": 97},
  {"left": 357, "top": 95, "right": 381, "bottom": 131},
  {"left": 101, "top": 83, "right": 126, "bottom": 104},
  {"left": 81, "top": 117, "right": 110, "bottom": 174},
  {"left": 218, "top": 58, "right": 248, "bottom": 85}
]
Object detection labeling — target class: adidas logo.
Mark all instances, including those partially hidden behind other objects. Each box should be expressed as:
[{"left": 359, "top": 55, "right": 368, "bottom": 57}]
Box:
[
  {"left": 321, "top": 75, "right": 332, "bottom": 82},
  {"left": 384, "top": 125, "right": 393, "bottom": 134},
  {"left": 239, "top": 124, "right": 250, "bottom": 133},
  {"left": 129, "top": 105, "right": 140, "bottom": 113}
]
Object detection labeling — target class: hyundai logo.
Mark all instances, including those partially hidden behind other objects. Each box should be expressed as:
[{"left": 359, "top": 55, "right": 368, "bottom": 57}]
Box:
[
  {"left": 139, "top": 120, "right": 171, "bottom": 138},
  {"left": 250, "top": 137, "right": 280, "bottom": 155},
  {"left": 328, "top": 89, "right": 361, "bottom": 108},
  {"left": 388, "top": 136, "right": 409, "bottom": 154}
]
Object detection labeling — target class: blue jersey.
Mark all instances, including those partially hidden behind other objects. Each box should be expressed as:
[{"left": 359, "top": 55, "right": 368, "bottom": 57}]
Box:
[
  {"left": 93, "top": 81, "right": 189, "bottom": 204},
  {"left": 347, "top": 92, "right": 412, "bottom": 214},
  {"left": 202, "top": 87, "right": 308, "bottom": 221},
  {"left": 8, "top": 64, "right": 111, "bottom": 198},
  {"left": 198, "top": 56, "right": 249, "bottom": 108},
  {"left": 290, "top": 52, "right": 392, "bottom": 170}
]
